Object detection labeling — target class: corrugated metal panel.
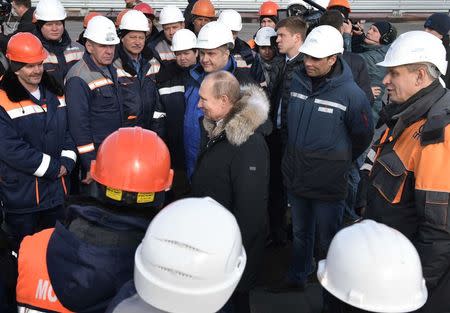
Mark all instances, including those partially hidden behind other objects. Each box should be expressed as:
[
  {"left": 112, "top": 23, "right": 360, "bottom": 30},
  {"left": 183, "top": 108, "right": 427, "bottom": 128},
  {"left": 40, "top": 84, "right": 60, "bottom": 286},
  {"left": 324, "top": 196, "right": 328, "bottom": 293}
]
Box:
[{"left": 31, "top": 0, "right": 450, "bottom": 12}]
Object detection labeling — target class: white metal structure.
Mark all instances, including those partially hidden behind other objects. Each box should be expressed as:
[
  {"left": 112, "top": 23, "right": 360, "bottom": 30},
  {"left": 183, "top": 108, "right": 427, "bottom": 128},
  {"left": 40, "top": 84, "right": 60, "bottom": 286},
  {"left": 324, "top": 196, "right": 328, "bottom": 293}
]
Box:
[{"left": 32, "top": 0, "right": 450, "bottom": 13}]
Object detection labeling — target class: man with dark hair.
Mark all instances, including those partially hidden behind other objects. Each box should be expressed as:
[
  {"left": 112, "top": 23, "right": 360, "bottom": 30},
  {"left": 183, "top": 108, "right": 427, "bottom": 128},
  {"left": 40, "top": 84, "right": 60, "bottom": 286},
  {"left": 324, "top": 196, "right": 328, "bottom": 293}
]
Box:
[
  {"left": 276, "top": 25, "right": 373, "bottom": 293},
  {"left": 266, "top": 16, "right": 306, "bottom": 247}
]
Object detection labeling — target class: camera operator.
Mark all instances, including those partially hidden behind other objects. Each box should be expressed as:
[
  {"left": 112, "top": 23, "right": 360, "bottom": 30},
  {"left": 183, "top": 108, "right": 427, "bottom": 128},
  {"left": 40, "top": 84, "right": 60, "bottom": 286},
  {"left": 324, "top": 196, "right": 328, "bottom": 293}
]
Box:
[{"left": 0, "top": 0, "right": 35, "bottom": 54}]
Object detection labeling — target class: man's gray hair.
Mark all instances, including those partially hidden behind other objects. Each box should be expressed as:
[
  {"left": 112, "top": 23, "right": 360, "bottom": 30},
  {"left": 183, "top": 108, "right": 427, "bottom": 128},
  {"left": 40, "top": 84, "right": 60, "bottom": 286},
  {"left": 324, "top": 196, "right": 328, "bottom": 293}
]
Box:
[
  {"left": 405, "top": 62, "right": 441, "bottom": 80},
  {"left": 205, "top": 71, "right": 241, "bottom": 104}
]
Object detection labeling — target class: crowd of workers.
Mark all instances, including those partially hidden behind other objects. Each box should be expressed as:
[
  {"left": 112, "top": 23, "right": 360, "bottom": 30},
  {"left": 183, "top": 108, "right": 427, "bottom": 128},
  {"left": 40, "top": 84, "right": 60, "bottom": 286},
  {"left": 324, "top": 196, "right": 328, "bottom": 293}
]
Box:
[{"left": 0, "top": 0, "right": 449, "bottom": 312}]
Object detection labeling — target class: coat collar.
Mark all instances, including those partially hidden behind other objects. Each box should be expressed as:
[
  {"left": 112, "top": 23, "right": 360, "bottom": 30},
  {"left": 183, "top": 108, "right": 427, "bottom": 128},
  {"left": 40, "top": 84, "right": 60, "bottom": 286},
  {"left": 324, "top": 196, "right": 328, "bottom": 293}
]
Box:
[{"left": 203, "top": 84, "right": 270, "bottom": 146}]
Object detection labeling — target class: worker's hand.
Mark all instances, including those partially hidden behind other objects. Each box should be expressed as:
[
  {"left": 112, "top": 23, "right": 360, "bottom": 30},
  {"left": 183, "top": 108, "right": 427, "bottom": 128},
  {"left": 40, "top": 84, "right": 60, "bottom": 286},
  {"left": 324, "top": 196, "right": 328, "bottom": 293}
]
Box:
[
  {"left": 81, "top": 171, "right": 93, "bottom": 184},
  {"left": 342, "top": 19, "right": 353, "bottom": 34},
  {"left": 353, "top": 20, "right": 365, "bottom": 35},
  {"left": 58, "top": 165, "right": 67, "bottom": 178},
  {"left": 371, "top": 86, "right": 382, "bottom": 98}
]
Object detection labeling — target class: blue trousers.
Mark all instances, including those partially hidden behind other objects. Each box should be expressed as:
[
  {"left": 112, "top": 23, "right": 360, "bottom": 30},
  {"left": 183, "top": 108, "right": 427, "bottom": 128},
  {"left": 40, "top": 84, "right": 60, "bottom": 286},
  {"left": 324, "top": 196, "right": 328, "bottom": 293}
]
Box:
[
  {"left": 287, "top": 194, "right": 344, "bottom": 284},
  {"left": 3, "top": 205, "right": 66, "bottom": 251}
]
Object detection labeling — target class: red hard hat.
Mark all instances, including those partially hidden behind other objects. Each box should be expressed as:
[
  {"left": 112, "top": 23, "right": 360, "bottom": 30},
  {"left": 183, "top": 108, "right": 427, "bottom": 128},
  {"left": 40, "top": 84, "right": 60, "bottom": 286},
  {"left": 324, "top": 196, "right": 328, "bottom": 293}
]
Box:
[
  {"left": 91, "top": 127, "right": 174, "bottom": 193},
  {"left": 259, "top": 1, "right": 279, "bottom": 17},
  {"left": 134, "top": 2, "right": 155, "bottom": 18},
  {"left": 83, "top": 12, "right": 102, "bottom": 28},
  {"left": 192, "top": 0, "right": 215, "bottom": 18},
  {"left": 6, "top": 32, "right": 48, "bottom": 63}
]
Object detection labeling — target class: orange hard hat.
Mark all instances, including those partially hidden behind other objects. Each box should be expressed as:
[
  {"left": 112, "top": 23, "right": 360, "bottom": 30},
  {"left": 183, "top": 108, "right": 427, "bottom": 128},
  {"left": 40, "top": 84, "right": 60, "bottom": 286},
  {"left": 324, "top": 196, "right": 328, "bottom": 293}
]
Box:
[
  {"left": 134, "top": 2, "right": 155, "bottom": 18},
  {"left": 115, "top": 9, "right": 130, "bottom": 27},
  {"left": 259, "top": 1, "right": 279, "bottom": 17},
  {"left": 327, "top": 0, "right": 351, "bottom": 11},
  {"left": 6, "top": 32, "right": 48, "bottom": 63},
  {"left": 83, "top": 12, "right": 102, "bottom": 28},
  {"left": 192, "top": 0, "right": 215, "bottom": 18},
  {"left": 91, "top": 127, "right": 174, "bottom": 194}
]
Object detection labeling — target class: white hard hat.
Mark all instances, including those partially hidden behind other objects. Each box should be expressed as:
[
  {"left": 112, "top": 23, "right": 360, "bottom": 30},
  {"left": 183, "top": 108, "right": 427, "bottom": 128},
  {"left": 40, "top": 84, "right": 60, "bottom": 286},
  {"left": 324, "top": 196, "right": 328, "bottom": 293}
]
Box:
[
  {"left": 159, "top": 5, "right": 185, "bottom": 25},
  {"left": 255, "top": 27, "right": 277, "bottom": 46},
  {"left": 315, "top": 0, "right": 330, "bottom": 9},
  {"left": 119, "top": 10, "right": 150, "bottom": 32},
  {"left": 196, "top": 21, "right": 235, "bottom": 49},
  {"left": 377, "top": 30, "right": 448, "bottom": 75},
  {"left": 299, "top": 25, "right": 344, "bottom": 58},
  {"left": 317, "top": 220, "right": 428, "bottom": 313},
  {"left": 84, "top": 16, "right": 120, "bottom": 45},
  {"left": 134, "top": 197, "right": 247, "bottom": 313},
  {"left": 217, "top": 10, "right": 243, "bottom": 32},
  {"left": 171, "top": 29, "right": 197, "bottom": 52},
  {"left": 34, "top": 0, "right": 67, "bottom": 21}
]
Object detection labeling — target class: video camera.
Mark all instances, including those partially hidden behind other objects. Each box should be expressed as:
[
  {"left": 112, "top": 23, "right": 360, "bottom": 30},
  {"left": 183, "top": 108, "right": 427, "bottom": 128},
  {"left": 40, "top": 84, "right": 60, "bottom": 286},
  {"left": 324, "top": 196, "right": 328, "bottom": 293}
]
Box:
[
  {"left": 277, "top": 0, "right": 326, "bottom": 26},
  {"left": 0, "top": 0, "right": 11, "bottom": 24}
]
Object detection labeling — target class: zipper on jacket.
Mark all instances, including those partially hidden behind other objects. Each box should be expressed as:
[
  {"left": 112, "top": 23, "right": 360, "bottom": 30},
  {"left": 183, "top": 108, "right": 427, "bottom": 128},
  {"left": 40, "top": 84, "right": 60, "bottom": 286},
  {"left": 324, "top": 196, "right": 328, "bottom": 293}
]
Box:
[
  {"left": 61, "top": 176, "right": 68, "bottom": 195},
  {"left": 35, "top": 178, "right": 40, "bottom": 205}
]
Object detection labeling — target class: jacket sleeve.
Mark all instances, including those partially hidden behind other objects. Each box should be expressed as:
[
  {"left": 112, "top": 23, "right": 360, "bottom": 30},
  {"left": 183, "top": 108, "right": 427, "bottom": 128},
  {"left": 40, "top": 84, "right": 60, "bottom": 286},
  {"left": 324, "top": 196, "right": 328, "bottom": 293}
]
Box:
[
  {"left": 59, "top": 125, "right": 77, "bottom": 174},
  {"left": 149, "top": 88, "right": 167, "bottom": 141},
  {"left": 0, "top": 107, "right": 60, "bottom": 179},
  {"left": 345, "top": 91, "right": 374, "bottom": 160},
  {"left": 354, "top": 55, "right": 375, "bottom": 105},
  {"left": 414, "top": 126, "right": 450, "bottom": 290},
  {"left": 65, "top": 76, "right": 96, "bottom": 171},
  {"left": 230, "top": 135, "right": 269, "bottom": 251}
]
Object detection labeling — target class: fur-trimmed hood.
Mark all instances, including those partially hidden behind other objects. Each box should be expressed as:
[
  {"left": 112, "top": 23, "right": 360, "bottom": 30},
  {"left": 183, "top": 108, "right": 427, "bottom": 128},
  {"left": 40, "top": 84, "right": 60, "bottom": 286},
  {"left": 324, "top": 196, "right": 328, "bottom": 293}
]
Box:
[
  {"left": 203, "top": 84, "right": 271, "bottom": 146},
  {"left": 0, "top": 70, "right": 64, "bottom": 102}
]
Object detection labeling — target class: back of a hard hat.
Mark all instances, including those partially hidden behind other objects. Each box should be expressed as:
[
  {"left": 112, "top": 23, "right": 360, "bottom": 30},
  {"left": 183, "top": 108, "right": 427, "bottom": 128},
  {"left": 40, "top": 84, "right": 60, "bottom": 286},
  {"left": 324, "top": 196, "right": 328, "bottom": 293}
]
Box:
[
  {"left": 134, "top": 197, "right": 246, "bottom": 313},
  {"left": 317, "top": 220, "right": 428, "bottom": 313}
]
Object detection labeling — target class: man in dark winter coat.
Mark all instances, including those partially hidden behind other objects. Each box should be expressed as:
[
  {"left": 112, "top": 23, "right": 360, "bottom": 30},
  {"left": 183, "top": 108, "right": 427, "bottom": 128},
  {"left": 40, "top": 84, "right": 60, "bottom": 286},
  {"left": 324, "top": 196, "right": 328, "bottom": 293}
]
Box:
[
  {"left": 191, "top": 71, "right": 270, "bottom": 313},
  {"left": 0, "top": 33, "right": 76, "bottom": 251},
  {"left": 156, "top": 28, "right": 198, "bottom": 199},
  {"left": 65, "top": 16, "right": 123, "bottom": 186},
  {"left": 114, "top": 10, "right": 165, "bottom": 135},
  {"left": 33, "top": 0, "right": 84, "bottom": 86},
  {"left": 266, "top": 16, "right": 306, "bottom": 246},
  {"left": 184, "top": 21, "right": 256, "bottom": 179},
  {"left": 15, "top": 127, "right": 174, "bottom": 313},
  {"left": 278, "top": 26, "right": 373, "bottom": 293}
]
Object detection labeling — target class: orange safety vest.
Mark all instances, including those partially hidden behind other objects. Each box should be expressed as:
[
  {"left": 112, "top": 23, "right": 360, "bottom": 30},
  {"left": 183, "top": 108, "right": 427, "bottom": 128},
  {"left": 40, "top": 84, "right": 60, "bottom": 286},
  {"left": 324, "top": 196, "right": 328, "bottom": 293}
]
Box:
[{"left": 16, "top": 228, "right": 73, "bottom": 313}]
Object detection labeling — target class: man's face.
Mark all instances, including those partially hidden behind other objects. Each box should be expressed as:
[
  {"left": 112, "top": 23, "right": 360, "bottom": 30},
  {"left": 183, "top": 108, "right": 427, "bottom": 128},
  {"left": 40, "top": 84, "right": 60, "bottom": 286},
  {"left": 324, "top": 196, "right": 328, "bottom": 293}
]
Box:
[
  {"left": 41, "top": 21, "right": 64, "bottom": 41},
  {"left": 199, "top": 47, "right": 229, "bottom": 73},
  {"left": 258, "top": 46, "right": 275, "bottom": 61},
  {"left": 193, "top": 16, "right": 212, "bottom": 34},
  {"left": 364, "top": 25, "right": 381, "bottom": 45},
  {"left": 260, "top": 17, "right": 276, "bottom": 29},
  {"left": 276, "top": 27, "right": 300, "bottom": 56},
  {"left": 425, "top": 27, "right": 443, "bottom": 40},
  {"left": 15, "top": 62, "right": 44, "bottom": 90},
  {"left": 383, "top": 65, "right": 422, "bottom": 104},
  {"left": 86, "top": 41, "right": 116, "bottom": 67},
  {"left": 303, "top": 54, "right": 336, "bottom": 78},
  {"left": 162, "top": 22, "right": 184, "bottom": 42},
  {"left": 121, "top": 31, "right": 146, "bottom": 57},
  {"left": 198, "top": 78, "right": 231, "bottom": 121},
  {"left": 11, "top": 1, "right": 24, "bottom": 17},
  {"left": 175, "top": 49, "right": 198, "bottom": 68}
]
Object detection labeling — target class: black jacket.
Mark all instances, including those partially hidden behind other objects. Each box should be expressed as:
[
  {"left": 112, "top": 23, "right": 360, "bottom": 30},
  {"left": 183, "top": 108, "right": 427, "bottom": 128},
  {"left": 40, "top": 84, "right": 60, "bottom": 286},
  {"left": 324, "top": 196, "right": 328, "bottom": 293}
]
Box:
[
  {"left": 342, "top": 51, "right": 374, "bottom": 105},
  {"left": 191, "top": 85, "right": 271, "bottom": 291},
  {"left": 156, "top": 61, "right": 190, "bottom": 170}
]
